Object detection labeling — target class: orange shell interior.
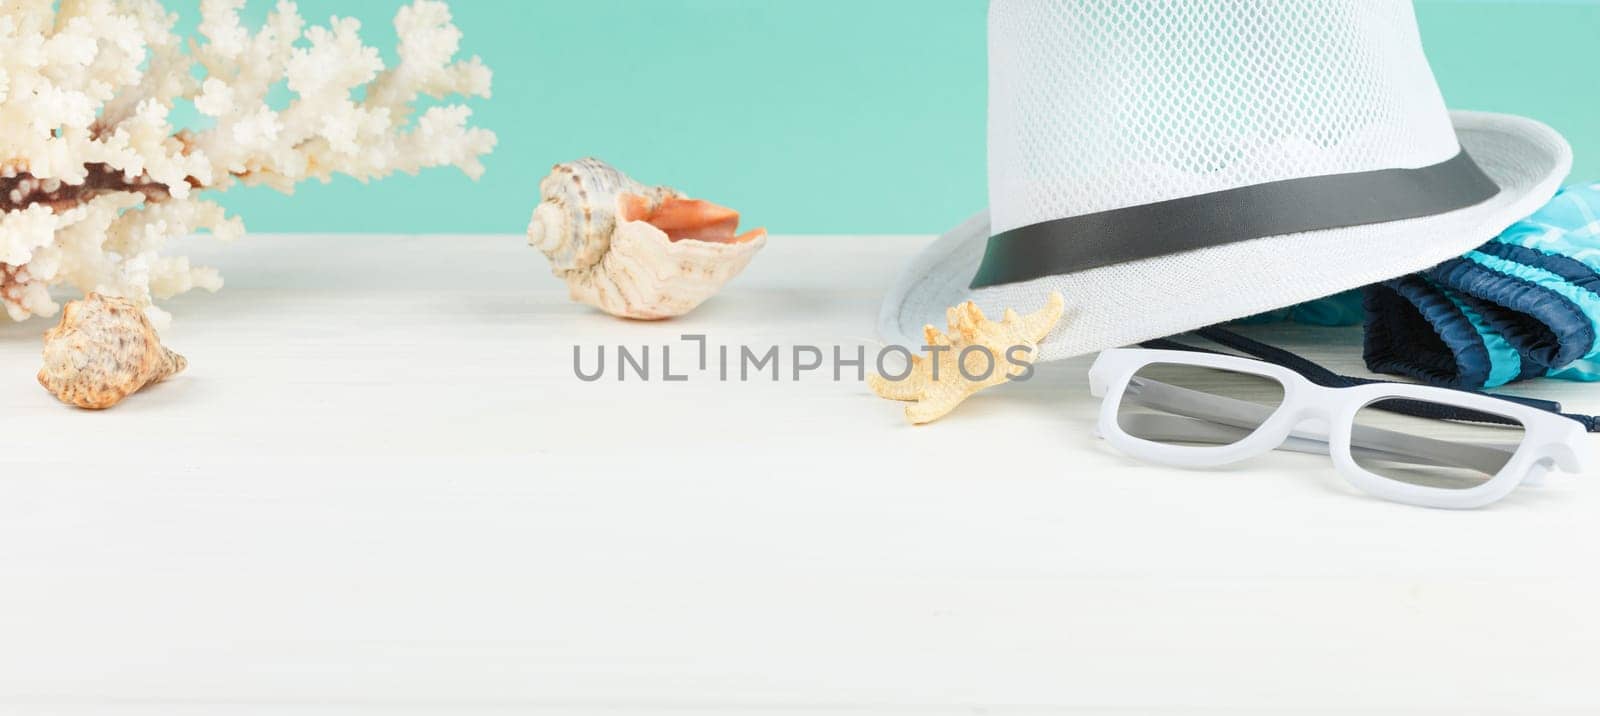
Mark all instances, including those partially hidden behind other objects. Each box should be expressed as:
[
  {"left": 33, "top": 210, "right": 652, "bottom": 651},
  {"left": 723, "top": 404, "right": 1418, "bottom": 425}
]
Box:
[{"left": 618, "top": 193, "right": 765, "bottom": 244}]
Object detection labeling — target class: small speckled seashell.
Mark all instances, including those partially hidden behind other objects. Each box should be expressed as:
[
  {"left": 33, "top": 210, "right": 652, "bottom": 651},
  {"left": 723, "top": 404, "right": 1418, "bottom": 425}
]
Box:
[
  {"left": 527, "top": 158, "right": 767, "bottom": 320},
  {"left": 37, "top": 293, "right": 188, "bottom": 410}
]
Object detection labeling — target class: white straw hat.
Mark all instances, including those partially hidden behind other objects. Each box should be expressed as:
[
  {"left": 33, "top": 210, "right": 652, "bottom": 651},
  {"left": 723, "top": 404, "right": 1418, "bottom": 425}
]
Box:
[{"left": 879, "top": 0, "right": 1571, "bottom": 361}]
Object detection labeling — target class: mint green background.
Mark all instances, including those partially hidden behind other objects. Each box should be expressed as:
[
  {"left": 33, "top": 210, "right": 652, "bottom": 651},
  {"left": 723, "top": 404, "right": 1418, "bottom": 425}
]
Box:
[{"left": 177, "top": 0, "right": 1600, "bottom": 235}]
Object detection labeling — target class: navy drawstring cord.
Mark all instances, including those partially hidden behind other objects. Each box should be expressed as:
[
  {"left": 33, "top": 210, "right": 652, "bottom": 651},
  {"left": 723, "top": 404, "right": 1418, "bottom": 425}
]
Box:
[{"left": 1140, "top": 326, "right": 1600, "bottom": 433}]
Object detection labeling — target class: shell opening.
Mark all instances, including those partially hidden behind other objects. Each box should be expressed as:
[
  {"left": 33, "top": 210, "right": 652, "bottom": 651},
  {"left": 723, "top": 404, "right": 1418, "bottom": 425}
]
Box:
[{"left": 619, "top": 193, "right": 765, "bottom": 244}]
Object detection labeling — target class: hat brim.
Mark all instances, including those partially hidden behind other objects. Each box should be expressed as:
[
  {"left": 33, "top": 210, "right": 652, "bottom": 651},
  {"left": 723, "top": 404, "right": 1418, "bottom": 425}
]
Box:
[{"left": 878, "top": 110, "right": 1573, "bottom": 361}]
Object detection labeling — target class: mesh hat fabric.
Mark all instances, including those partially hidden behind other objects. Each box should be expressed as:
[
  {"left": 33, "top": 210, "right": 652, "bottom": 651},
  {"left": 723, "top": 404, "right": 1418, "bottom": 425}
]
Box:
[
  {"left": 988, "top": 0, "right": 1461, "bottom": 233},
  {"left": 879, "top": 1, "right": 1572, "bottom": 360}
]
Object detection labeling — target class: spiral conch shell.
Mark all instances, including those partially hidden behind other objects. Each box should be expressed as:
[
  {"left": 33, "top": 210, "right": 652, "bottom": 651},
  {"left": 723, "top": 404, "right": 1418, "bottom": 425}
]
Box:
[
  {"left": 528, "top": 158, "right": 767, "bottom": 319},
  {"left": 37, "top": 293, "right": 188, "bottom": 410}
]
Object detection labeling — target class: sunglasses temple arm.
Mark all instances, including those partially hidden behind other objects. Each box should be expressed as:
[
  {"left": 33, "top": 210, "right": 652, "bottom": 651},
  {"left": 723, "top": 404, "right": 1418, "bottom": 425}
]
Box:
[
  {"left": 1126, "top": 380, "right": 1517, "bottom": 474},
  {"left": 1183, "top": 327, "right": 1599, "bottom": 431},
  {"left": 1152, "top": 328, "right": 1565, "bottom": 419}
]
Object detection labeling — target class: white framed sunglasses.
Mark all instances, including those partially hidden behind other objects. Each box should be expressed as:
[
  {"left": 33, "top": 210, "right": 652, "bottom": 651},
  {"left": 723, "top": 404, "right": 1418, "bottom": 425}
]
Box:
[{"left": 1088, "top": 348, "right": 1590, "bottom": 509}]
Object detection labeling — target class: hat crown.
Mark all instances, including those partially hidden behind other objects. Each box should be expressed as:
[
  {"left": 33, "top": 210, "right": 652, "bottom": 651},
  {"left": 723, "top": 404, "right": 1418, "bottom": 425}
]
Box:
[{"left": 989, "top": 0, "right": 1460, "bottom": 234}]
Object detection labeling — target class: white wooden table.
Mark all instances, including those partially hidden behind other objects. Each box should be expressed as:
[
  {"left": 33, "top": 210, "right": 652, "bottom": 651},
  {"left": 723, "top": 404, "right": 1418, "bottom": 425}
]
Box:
[{"left": 2, "top": 234, "right": 1598, "bottom": 714}]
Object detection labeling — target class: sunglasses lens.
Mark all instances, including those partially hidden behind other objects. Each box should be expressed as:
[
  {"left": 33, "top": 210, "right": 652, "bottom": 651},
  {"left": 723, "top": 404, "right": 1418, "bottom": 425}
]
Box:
[
  {"left": 1350, "top": 399, "right": 1525, "bottom": 489},
  {"left": 1117, "top": 363, "right": 1286, "bottom": 446}
]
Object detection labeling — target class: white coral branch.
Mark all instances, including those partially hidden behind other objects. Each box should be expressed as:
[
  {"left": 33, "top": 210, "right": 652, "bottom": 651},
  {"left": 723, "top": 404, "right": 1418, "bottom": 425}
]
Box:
[{"left": 0, "top": 0, "right": 496, "bottom": 323}]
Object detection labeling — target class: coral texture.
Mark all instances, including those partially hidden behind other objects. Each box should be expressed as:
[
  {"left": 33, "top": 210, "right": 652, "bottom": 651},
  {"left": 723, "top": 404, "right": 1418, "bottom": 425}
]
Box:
[
  {"left": 0, "top": 0, "right": 495, "bottom": 326},
  {"left": 869, "top": 292, "right": 1065, "bottom": 424},
  {"left": 38, "top": 292, "right": 186, "bottom": 409},
  {"left": 528, "top": 158, "right": 766, "bottom": 320}
]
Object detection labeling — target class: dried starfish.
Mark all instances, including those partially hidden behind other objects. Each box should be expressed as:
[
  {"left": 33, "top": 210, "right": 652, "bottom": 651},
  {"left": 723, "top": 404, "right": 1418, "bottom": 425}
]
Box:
[
  {"left": 869, "top": 292, "right": 1065, "bottom": 424},
  {"left": 37, "top": 293, "right": 187, "bottom": 410}
]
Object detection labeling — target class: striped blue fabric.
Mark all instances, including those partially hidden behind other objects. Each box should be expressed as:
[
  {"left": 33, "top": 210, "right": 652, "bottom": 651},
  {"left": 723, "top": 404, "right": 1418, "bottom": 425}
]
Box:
[{"left": 1364, "top": 183, "right": 1600, "bottom": 389}]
